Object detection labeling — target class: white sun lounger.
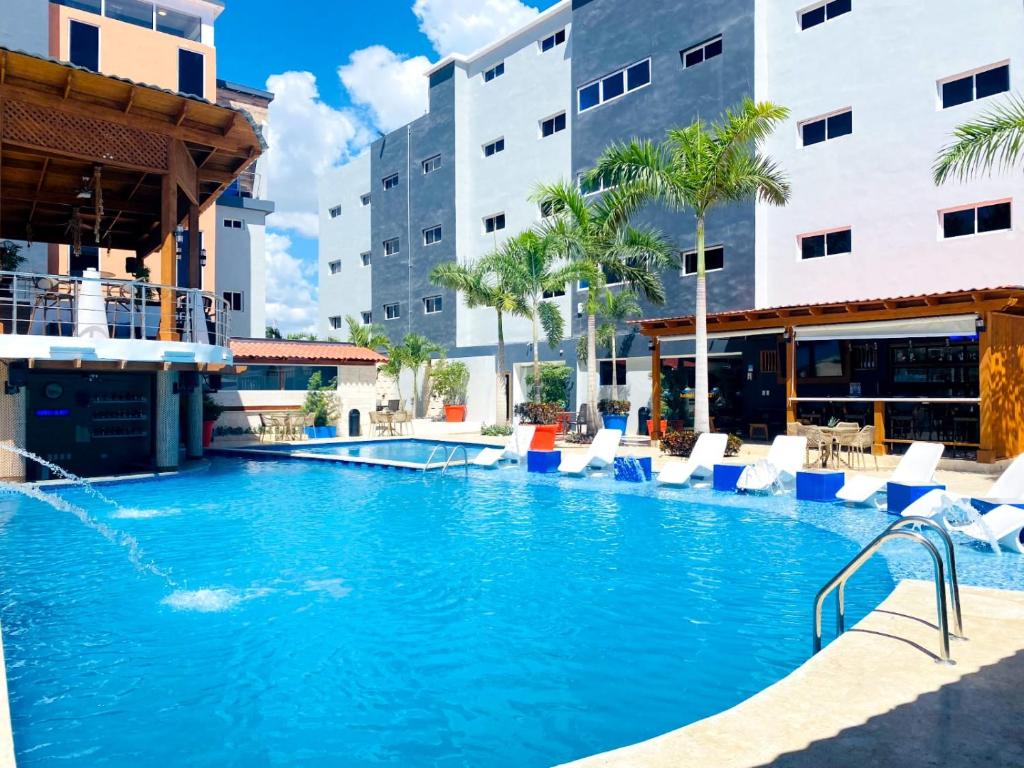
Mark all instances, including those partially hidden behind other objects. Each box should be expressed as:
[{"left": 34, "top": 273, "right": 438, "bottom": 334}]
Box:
[
  {"left": 976, "top": 453, "right": 1024, "bottom": 507},
  {"left": 558, "top": 428, "right": 622, "bottom": 476},
  {"left": 736, "top": 435, "right": 807, "bottom": 492},
  {"left": 835, "top": 441, "right": 944, "bottom": 505},
  {"left": 472, "top": 425, "right": 536, "bottom": 468},
  {"left": 956, "top": 505, "right": 1024, "bottom": 553},
  {"left": 657, "top": 433, "right": 729, "bottom": 486}
]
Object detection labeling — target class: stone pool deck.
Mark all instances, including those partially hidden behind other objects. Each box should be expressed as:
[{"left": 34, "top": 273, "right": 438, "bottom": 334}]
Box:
[{"left": 559, "top": 580, "right": 1024, "bottom": 768}]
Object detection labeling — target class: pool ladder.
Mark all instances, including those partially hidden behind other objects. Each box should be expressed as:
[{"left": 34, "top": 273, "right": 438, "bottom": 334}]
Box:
[
  {"left": 423, "top": 444, "right": 469, "bottom": 478},
  {"left": 812, "top": 516, "right": 963, "bottom": 664}
]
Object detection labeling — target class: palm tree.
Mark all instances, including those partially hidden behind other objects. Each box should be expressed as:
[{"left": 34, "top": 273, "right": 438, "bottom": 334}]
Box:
[
  {"left": 534, "top": 181, "right": 675, "bottom": 433},
  {"left": 577, "top": 289, "right": 642, "bottom": 402},
  {"left": 430, "top": 258, "right": 527, "bottom": 425},
  {"left": 396, "top": 333, "right": 445, "bottom": 418},
  {"left": 344, "top": 315, "right": 390, "bottom": 351},
  {"left": 380, "top": 344, "right": 405, "bottom": 404},
  {"left": 934, "top": 93, "right": 1024, "bottom": 184},
  {"left": 589, "top": 98, "right": 791, "bottom": 434}
]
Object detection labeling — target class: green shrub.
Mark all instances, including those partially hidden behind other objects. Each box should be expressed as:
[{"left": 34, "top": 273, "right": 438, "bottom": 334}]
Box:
[
  {"left": 597, "top": 399, "right": 630, "bottom": 415},
  {"left": 514, "top": 401, "right": 563, "bottom": 425},
  {"left": 302, "top": 371, "right": 339, "bottom": 427},
  {"left": 660, "top": 430, "right": 742, "bottom": 457},
  {"left": 202, "top": 394, "right": 225, "bottom": 422},
  {"left": 525, "top": 363, "right": 572, "bottom": 407},
  {"left": 431, "top": 361, "right": 470, "bottom": 405},
  {"left": 481, "top": 424, "right": 513, "bottom": 437}
]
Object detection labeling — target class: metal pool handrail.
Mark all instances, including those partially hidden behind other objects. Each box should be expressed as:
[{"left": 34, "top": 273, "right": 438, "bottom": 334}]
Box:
[
  {"left": 422, "top": 444, "right": 469, "bottom": 478},
  {"left": 813, "top": 520, "right": 959, "bottom": 664}
]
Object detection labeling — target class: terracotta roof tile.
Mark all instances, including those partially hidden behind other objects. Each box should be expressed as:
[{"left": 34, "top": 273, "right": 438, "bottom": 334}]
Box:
[{"left": 229, "top": 338, "right": 386, "bottom": 365}]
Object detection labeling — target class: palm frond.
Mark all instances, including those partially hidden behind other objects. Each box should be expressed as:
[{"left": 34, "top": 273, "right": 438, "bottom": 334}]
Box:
[
  {"left": 537, "top": 301, "right": 565, "bottom": 350},
  {"left": 934, "top": 92, "right": 1024, "bottom": 184}
]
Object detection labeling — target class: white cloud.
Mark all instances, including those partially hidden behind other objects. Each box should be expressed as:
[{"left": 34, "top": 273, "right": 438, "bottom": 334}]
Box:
[
  {"left": 338, "top": 46, "right": 432, "bottom": 134},
  {"left": 412, "top": 0, "right": 541, "bottom": 56},
  {"left": 263, "top": 232, "right": 319, "bottom": 335}
]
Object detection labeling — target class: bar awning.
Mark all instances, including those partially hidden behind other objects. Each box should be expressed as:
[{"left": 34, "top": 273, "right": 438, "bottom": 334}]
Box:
[
  {"left": 795, "top": 314, "right": 978, "bottom": 341},
  {"left": 661, "top": 327, "right": 785, "bottom": 343}
]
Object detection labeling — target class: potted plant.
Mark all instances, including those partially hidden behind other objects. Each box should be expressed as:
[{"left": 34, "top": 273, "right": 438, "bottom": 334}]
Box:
[
  {"left": 514, "top": 401, "right": 563, "bottom": 450},
  {"left": 598, "top": 399, "right": 630, "bottom": 432},
  {"left": 432, "top": 361, "right": 470, "bottom": 422},
  {"left": 202, "top": 394, "right": 224, "bottom": 448},
  {"left": 303, "top": 371, "right": 339, "bottom": 438}
]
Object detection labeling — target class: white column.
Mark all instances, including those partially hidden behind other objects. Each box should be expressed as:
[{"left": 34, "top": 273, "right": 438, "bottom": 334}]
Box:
[
  {"left": 155, "top": 370, "right": 180, "bottom": 471},
  {"left": 0, "top": 363, "right": 25, "bottom": 481}
]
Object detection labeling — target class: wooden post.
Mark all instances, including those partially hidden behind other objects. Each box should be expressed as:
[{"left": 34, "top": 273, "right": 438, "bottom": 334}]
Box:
[
  {"left": 187, "top": 203, "right": 201, "bottom": 290},
  {"left": 651, "top": 336, "right": 662, "bottom": 441},
  {"left": 977, "top": 316, "right": 995, "bottom": 463},
  {"left": 784, "top": 327, "right": 797, "bottom": 424},
  {"left": 157, "top": 174, "right": 178, "bottom": 341},
  {"left": 873, "top": 399, "right": 887, "bottom": 456}
]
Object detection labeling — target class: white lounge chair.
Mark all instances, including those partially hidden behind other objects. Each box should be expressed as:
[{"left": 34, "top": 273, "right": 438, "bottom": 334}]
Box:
[
  {"left": 657, "top": 433, "right": 728, "bottom": 486},
  {"left": 835, "top": 441, "right": 944, "bottom": 505},
  {"left": 956, "top": 504, "right": 1024, "bottom": 553},
  {"left": 736, "top": 435, "right": 807, "bottom": 492},
  {"left": 472, "top": 425, "right": 536, "bottom": 468},
  {"left": 558, "top": 428, "right": 622, "bottom": 476},
  {"left": 977, "top": 453, "right": 1024, "bottom": 507}
]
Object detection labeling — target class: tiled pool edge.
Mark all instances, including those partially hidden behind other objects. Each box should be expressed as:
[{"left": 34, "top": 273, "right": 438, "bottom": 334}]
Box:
[
  {"left": 208, "top": 443, "right": 475, "bottom": 472},
  {"left": 0, "top": 623, "right": 17, "bottom": 768}
]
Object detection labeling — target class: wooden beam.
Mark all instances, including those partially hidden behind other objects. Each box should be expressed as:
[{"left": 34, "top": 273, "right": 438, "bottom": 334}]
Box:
[
  {"left": 0, "top": 52, "right": 7, "bottom": 85},
  {"left": 785, "top": 327, "right": 797, "bottom": 424},
  {"left": 175, "top": 102, "right": 189, "bottom": 127},
  {"left": 62, "top": 71, "right": 74, "bottom": 100},
  {"left": 123, "top": 87, "right": 134, "bottom": 115},
  {"left": 157, "top": 174, "right": 179, "bottom": 342},
  {"left": 650, "top": 336, "right": 662, "bottom": 441},
  {"left": 872, "top": 400, "right": 887, "bottom": 456},
  {"left": 187, "top": 203, "right": 201, "bottom": 290}
]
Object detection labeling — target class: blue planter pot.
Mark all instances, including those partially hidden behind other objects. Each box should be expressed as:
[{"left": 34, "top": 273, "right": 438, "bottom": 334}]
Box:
[
  {"left": 313, "top": 426, "right": 337, "bottom": 439},
  {"left": 602, "top": 414, "right": 628, "bottom": 432},
  {"left": 304, "top": 426, "right": 317, "bottom": 439}
]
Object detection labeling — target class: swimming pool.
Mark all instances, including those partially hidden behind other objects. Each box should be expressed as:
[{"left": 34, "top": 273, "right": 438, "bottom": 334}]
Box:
[
  {"left": 283, "top": 438, "right": 484, "bottom": 466},
  {"left": 1, "top": 458, "right": 1022, "bottom": 766}
]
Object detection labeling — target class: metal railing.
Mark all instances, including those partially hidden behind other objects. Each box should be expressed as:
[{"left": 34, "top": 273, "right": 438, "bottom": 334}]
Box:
[
  {"left": 0, "top": 270, "right": 230, "bottom": 347},
  {"left": 813, "top": 516, "right": 962, "bottom": 664},
  {"left": 424, "top": 444, "right": 470, "bottom": 478},
  {"left": 224, "top": 167, "right": 262, "bottom": 200}
]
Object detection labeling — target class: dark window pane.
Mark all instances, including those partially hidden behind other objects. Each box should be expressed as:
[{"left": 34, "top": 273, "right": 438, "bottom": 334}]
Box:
[
  {"left": 496, "top": 139, "right": 505, "bottom": 153},
  {"left": 942, "top": 76, "right": 974, "bottom": 109},
  {"left": 827, "top": 110, "right": 852, "bottom": 138},
  {"left": 683, "top": 252, "right": 696, "bottom": 274},
  {"left": 802, "top": 119, "right": 827, "bottom": 146},
  {"left": 69, "top": 21, "right": 99, "bottom": 71},
  {"left": 826, "top": 229, "right": 852, "bottom": 254},
  {"left": 704, "top": 38, "right": 723, "bottom": 59},
  {"left": 106, "top": 0, "right": 153, "bottom": 29},
  {"left": 705, "top": 247, "right": 724, "bottom": 270},
  {"left": 58, "top": 0, "right": 102, "bottom": 12},
  {"left": 602, "top": 71, "right": 624, "bottom": 101},
  {"left": 801, "top": 234, "right": 826, "bottom": 259},
  {"left": 579, "top": 82, "right": 600, "bottom": 111},
  {"left": 156, "top": 6, "right": 201, "bottom": 41},
  {"left": 627, "top": 60, "right": 650, "bottom": 90},
  {"left": 541, "top": 36, "right": 554, "bottom": 52},
  {"left": 178, "top": 49, "right": 204, "bottom": 97},
  {"left": 826, "top": 0, "right": 851, "bottom": 19},
  {"left": 976, "top": 65, "right": 1010, "bottom": 100},
  {"left": 684, "top": 48, "right": 703, "bottom": 67},
  {"left": 801, "top": 5, "right": 826, "bottom": 29},
  {"left": 556, "top": 29, "right": 566, "bottom": 45},
  {"left": 554, "top": 113, "right": 566, "bottom": 131},
  {"left": 943, "top": 208, "right": 976, "bottom": 238},
  {"left": 977, "top": 202, "right": 1011, "bottom": 233}
]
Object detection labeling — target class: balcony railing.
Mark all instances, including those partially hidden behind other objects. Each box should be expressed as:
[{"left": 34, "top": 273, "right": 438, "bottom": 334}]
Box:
[
  {"left": 0, "top": 270, "right": 230, "bottom": 347},
  {"left": 224, "top": 167, "right": 262, "bottom": 200}
]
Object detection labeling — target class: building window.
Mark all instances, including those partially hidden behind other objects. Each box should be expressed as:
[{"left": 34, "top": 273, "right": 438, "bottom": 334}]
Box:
[
  {"left": 328, "top": 315, "right": 342, "bottom": 330},
  {"left": 483, "top": 138, "right": 506, "bottom": 157},
  {"left": 540, "top": 200, "right": 565, "bottom": 218},
  {"left": 579, "top": 171, "right": 614, "bottom": 196},
  {"left": 578, "top": 59, "right": 651, "bottom": 113},
  {"left": 156, "top": 6, "right": 202, "bottom": 41},
  {"left": 69, "top": 20, "right": 99, "bottom": 72},
  {"left": 178, "top": 49, "right": 204, "bottom": 98},
  {"left": 682, "top": 246, "right": 725, "bottom": 276},
  {"left": 540, "top": 28, "right": 566, "bottom": 52},
  {"left": 484, "top": 213, "right": 506, "bottom": 233},
  {"left": 222, "top": 291, "right": 243, "bottom": 312},
  {"left": 599, "top": 360, "right": 627, "bottom": 387},
  {"left": 383, "top": 237, "right": 400, "bottom": 256},
  {"left": 384, "top": 303, "right": 401, "bottom": 320},
  {"left": 222, "top": 218, "right": 242, "bottom": 229},
  {"left": 328, "top": 205, "right": 342, "bottom": 219},
  {"left": 423, "top": 296, "right": 443, "bottom": 314},
  {"left": 382, "top": 174, "right": 399, "bottom": 190},
  {"left": 106, "top": 0, "right": 153, "bottom": 29},
  {"left": 543, "top": 287, "right": 567, "bottom": 298},
  {"left": 799, "top": 228, "right": 852, "bottom": 259},
  {"left": 328, "top": 260, "right": 342, "bottom": 274},
  {"left": 360, "top": 193, "right": 371, "bottom": 206},
  {"left": 681, "top": 36, "right": 723, "bottom": 69},
  {"left": 360, "top": 251, "right": 371, "bottom": 267},
  {"left": 578, "top": 265, "right": 624, "bottom": 291},
  {"left": 800, "top": 109, "right": 852, "bottom": 146},
  {"left": 423, "top": 225, "right": 443, "bottom": 245},
  {"left": 484, "top": 62, "right": 505, "bottom": 82},
  {"left": 799, "top": 0, "right": 851, "bottom": 30},
  {"left": 360, "top": 311, "right": 372, "bottom": 325},
  {"left": 759, "top": 350, "right": 779, "bottom": 375},
  {"left": 57, "top": 0, "right": 102, "bottom": 13},
  {"left": 942, "top": 201, "right": 1012, "bottom": 239},
  {"left": 422, "top": 154, "right": 442, "bottom": 174},
  {"left": 541, "top": 112, "right": 567, "bottom": 137},
  {"left": 941, "top": 63, "right": 1011, "bottom": 109}
]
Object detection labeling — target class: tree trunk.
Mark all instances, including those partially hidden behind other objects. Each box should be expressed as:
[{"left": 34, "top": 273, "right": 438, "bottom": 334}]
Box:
[
  {"left": 531, "top": 304, "right": 542, "bottom": 403},
  {"left": 496, "top": 310, "right": 508, "bottom": 425},
  {"left": 693, "top": 216, "right": 711, "bottom": 433},
  {"left": 610, "top": 331, "right": 618, "bottom": 402},
  {"left": 586, "top": 311, "right": 599, "bottom": 433}
]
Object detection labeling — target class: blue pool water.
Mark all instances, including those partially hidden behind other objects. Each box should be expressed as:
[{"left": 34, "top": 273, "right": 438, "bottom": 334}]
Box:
[
  {"left": 0, "top": 458, "right": 1022, "bottom": 767},
  {"left": 289, "top": 438, "right": 484, "bottom": 465}
]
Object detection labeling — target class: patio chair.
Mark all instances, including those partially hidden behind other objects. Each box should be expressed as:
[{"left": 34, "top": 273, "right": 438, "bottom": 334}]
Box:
[
  {"left": 736, "top": 435, "right": 807, "bottom": 493},
  {"left": 803, "top": 425, "right": 829, "bottom": 468},
  {"left": 657, "top": 432, "right": 728, "bottom": 486},
  {"left": 836, "top": 441, "right": 944, "bottom": 505},
  {"left": 558, "top": 428, "right": 622, "bottom": 476},
  {"left": 841, "top": 426, "right": 877, "bottom": 471},
  {"left": 473, "top": 425, "right": 536, "bottom": 468},
  {"left": 393, "top": 411, "right": 412, "bottom": 436}
]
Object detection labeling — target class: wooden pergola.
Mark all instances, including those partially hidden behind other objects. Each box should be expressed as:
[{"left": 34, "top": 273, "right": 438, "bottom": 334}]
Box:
[
  {"left": 0, "top": 47, "right": 264, "bottom": 340},
  {"left": 635, "top": 287, "right": 1024, "bottom": 462}
]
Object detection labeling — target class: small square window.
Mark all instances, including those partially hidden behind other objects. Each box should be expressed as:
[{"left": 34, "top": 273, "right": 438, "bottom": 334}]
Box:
[
  {"left": 329, "top": 205, "right": 342, "bottom": 218},
  {"left": 681, "top": 37, "right": 722, "bottom": 69},
  {"left": 703, "top": 37, "right": 723, "bottom": 60},
  {"left": 384, "top": 303, "right": 401, "bottom": 320},
  {"left": 543, "top": 287, "right": 566, "bottom": 298},
  {"left": 802, "top": 118, "right": 827, "bottom": 146},
  {"left": 977, "top": 201, "right": 1012, "bottom": 233},
  {"left": 422, "top": 154, "right": 442, "bottom": 174},
  {"left": 826, "top": 111, "right": 852, "bottom": 138},
  {"left": 328, "top": 315, "right": 342, "bottom": 330},
  {"left": 578, "top": 82, "right": 601, "bottom": 112},
  {"left": 222, "top": 291, "right": 243, "bottom": 312},
  {"left": 627, "top": 60, "right": 651, "bottom": 90},
  {"left": 800, "top": 234, "right": 827, "bottom": 259},
  {"left": 826, "top": 229, "right": 852, "bottom": 254},
  {"left": 541, "top": 112, "right": 567, "bottom": 137},
  {"left": 800, "top": 5, "right": 826, "bottom": 29},
  {"left": 976, "top": 64, "right": 1010, "bottom": 100},
  {"left": 360, "top": 252, "right": 371, "bottom": 267},
  {"left": 540, "top": 28, "right": 566, "bottom": 52},
  {"left": 484, "top": 62, "right": 505, "bottom": 82},
  {"left": 602, "top": 71, "right": 625, "bottom": 101},
  {"left": 423, "top": 225, "right": 442, "bottom": 245},
  {"left": 360, "top": 193, "right": 371, "bottom": 206},
  {"left": 682, "top": 246, "right": 725, "bottom": 275},
  {"left": 826, "top": 0, "right": 852, "bottom": 18},
  {"left": 382, "top": 174, "right": 399, "bottom": 190},
  {"left": 484, "top": 213, "right": 506, "bottom": 234},
  {"left": 383, "top": 238, "right": 400, "bottom": 256},
  {"left": 423, "top": 296, "right": 443, "bottom": 314},
  {"left": 328, "top": 260, "right": 342, "bottom": 275},
  {"left": 360, "top": 311, "right": 372, "bottom": 325},
  {"left": 483, "top": 138, "right": 505, "bottom": 157},
  {"left": 942, "top": 76, "right": 974, "bottom": 109},
  {"left": 943, "top": 208, "right": 976, "bottom": 239},
  {"left": 798, "top": 227, "right": 852, "bottom": 258}
]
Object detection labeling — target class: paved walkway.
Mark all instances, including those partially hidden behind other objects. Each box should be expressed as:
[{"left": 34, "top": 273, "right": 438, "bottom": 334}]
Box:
[{"left": 559, "top": 581, "right": 1024, "bottom": 768}]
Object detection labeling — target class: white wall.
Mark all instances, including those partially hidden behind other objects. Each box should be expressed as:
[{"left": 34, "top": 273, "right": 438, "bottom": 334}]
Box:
[
  {"left": 215, "top": 205, "right": 267, "bottom": 337},
  {"left": 319, "top": 153, "right": 372, "bottom": 338},
  {"left": 756, "top": 0, "right": 1024, "bottom": 308}
]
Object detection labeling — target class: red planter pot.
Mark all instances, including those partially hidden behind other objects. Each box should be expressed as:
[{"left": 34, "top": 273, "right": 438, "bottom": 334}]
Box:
[
  {"left": 530, "top": 424, "right": 558, "bottom": 451},
  {"left": 444, "top": 404, "right": 467, "bottom": 422},
  {"left": 647, "top": 419, "right": 668, "bottom": 436},
  {"left": 202, "top": 420, "right": 215, "bottom": 448}
]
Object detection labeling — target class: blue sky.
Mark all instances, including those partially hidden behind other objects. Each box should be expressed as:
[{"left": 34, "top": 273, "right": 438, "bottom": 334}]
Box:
[{"left": 212, "top": 0, "right": 561, "bottom": 334}]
